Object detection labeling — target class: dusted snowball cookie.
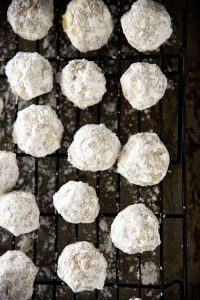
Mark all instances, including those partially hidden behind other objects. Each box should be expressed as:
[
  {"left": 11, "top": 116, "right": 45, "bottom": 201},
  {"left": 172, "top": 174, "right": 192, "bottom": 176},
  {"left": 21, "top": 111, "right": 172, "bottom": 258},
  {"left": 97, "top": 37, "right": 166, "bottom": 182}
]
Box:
[
  {"left": 0, "top": 250, "right": 38, "bottom": 300},
  {"left": 12, "top": 104, "right": 64, "bottom": 157},
  {"left": 0, "top": 191, "right": 40, "bottom": 236},
  {"left": 0, "top": 151, "right": 19, "bottom": 194},
  {"left": 62, "top": 0, "right": 113, "bottom": 52},
  {"left": 5, "top": 52, "right": 53, "bottom": 101},
  {"left": 53, "top": 181, "right": 99, "bottom": 223},
  {"left": 121, "top": 0, "right": 172, "bottom": 52},
  {"left": 117, "top": 133, "right": 170, "bottom": 186},
  {"left": 7, "top": 0, "right": 53, "bottom": 41},
  {"left": 68, "top": 124, "right": 121, "bottom": 172},
  {"left": 111, "top": 204, "right": 160, "bottom": 254},
  {"left": 120, "top": 63, "right": 167, "bottom": 110},
  {"left": 61, "top": 59, "right": 106, "bottom": 109},
  {"left": 57, "top": 241, "right": 107, "bottom": 292}
]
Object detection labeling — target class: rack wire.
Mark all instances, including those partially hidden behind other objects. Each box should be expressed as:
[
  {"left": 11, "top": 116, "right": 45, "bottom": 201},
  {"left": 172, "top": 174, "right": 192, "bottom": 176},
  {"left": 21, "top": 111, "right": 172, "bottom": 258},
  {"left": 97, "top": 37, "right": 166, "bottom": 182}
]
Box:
[{"left": 0, "top": 0, "right": 188, "bottom": 299}]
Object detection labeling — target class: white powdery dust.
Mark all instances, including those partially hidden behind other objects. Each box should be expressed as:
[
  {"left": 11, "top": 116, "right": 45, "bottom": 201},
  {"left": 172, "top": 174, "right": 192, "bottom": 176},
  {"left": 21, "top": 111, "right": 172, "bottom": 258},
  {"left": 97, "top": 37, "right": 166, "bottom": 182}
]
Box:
[
  {"left": 121, "top": 0, "right": 172, "bottom": 52},
  {"left": 7, "top": 0, "right": 53, "bottom": 41},
  {"left": 5, "top": 52, "right": 53, "bottom": 101},
  {"left": 99, "top": 218, "right": 116, "bottom": 280},
  {"left": 138, "top": 185, "right": 160, "bottom": 213},
  {"left": 103, "top": 100, "right": 116, "bottom": 113},
  {"left": 101, "top": 287, "right": 113, "bottom": 298},
  {"left": 117, "top": 132, "right": 170, "bottom": 186},
  {"left": 167, "top": 79, "right": 176, "bottom": 90},
  {"left": 0, "top": 97, "right": 4, "bottom": 117},
  {"left": 111, "top": 204, "right": 160, "bottom": 254},
  {"left": 62, "top": 0, "right": 113, "bottom": 52},
  {"left": 61, "top": 59, "right": 106, "bottom": 109},
  {"left": 120, "top": 62, "right": 167, "bottom": 110},
  {"left": 57, "top": 241, "right": 107, "bottom": 292},
  {"left": 39, "top": 218, "right": 55, "bottom": 253},
  {"left": 68, "top": 124, "right": 121, "bottom": 172},
  {"left": 17, "top": 233, "right": 36, "bottom": 253},
  {"left": 42, "top": 30, "right": 56, "bottom": 58},
  {"left": 139, "top": 261, "right": 159, "bottom": 285}
]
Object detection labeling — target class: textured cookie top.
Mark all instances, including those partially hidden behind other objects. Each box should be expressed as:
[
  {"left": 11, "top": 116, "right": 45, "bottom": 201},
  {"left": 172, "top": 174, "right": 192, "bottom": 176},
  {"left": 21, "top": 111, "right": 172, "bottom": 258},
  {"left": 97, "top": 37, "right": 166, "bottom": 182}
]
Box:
[
  {"left": 111, "top": 204, "right": 160, "bottom": 254},
  {"left": 117, "top": 133, "right": 170, "bottom": 186},
  {"left": 61, "top": 59, "right": 106, "bottom": 109},
  {"left": 62, "top": 0, "right": 113, "bottom": 52},
  {"left": 7, "top": 0, "right": 53, "bottom": 40},
  {"left": 120, "top": 62, "right": 167, "bottom": 110},
  {"left": 0, "top": 191, "right": 40, "bottom": 236},
  {"left": 57, "top": 241, "right": 107, "bottom": 292},
  {"left": 12, "top": 104, "right": 64, "bottom": 157},
  {"left": 0, "top": 250, "right": 38, "bottom": 300},
  {"left": 0, "top": 151, "right": 19, "bottom": 194},
  {"left": 5, "top": 52, "right": 53, "bottom": 101},
  {"left": 53, "top": 181, "right": 100, "bottom": 223},
  {"left": 68, "top": 124, "right": 121, "bottom": 172},
  {"left": 121, "top": 0, "right": 172, "bottom": 52}
]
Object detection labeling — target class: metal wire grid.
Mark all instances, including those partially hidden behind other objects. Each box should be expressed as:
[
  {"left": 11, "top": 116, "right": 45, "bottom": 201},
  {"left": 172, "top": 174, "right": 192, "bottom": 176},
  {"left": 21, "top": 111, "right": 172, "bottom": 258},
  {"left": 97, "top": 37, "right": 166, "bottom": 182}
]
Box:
[{"left": 0, "top": 0, "right": 187, "bottom": 299}]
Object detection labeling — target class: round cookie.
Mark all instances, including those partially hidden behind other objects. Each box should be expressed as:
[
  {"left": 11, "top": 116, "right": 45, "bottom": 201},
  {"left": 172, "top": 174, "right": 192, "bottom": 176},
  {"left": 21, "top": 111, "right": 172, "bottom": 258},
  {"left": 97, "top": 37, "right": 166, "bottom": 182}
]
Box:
[
  {"left": 0, "top": 250, "right": 38, "bottom": 300},
  {"left": 0, "top": 191, "right": 40, "bottom": 236},
  {"left": 120, "top": 62, "right": 167, "bottom": 110},
  {"left": 117, "top": 133, "right": 170, "bottom": 186},
  {"left": 121, "top": 0, "right": 172, "bottom": 52},
  {"left": 53, "top": 181, "right": 100, "bottom": 223},
  {"left": 110, "top": 204, "right": 160, "bottom": 254},
  {"left": 12, "top": 104, "right": 64, "bottom": 157},
  {"left": 5, "top": 52, "right": 53, "bottom": 101},
  {"left": 61, "top": 59, "right": 106, "bottom": 109},
  {"left": 0, "top": 151, "right": 19, "bottom": 194},
  {"left": 68, "top": 124, "right": 121, "bottom": 172},
  {"left": 62, "top": 0, "right": 113, "bottom": 52},
  {"left": 57, "top": 241, "right": 107, "bottom": 292},
  {"left": 7, "top": 0, "right": 54, "bottom": 41}
]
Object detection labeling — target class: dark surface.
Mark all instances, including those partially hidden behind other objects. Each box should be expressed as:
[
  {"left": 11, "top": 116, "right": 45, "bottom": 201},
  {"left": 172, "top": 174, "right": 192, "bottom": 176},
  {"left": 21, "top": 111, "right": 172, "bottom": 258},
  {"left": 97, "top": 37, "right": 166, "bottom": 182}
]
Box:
[
  {"left": 187, "top": 1, "right": 200, "bottom": 300},
  {"left": 0, "top": 0, "right": 199, "bottom": 299}
]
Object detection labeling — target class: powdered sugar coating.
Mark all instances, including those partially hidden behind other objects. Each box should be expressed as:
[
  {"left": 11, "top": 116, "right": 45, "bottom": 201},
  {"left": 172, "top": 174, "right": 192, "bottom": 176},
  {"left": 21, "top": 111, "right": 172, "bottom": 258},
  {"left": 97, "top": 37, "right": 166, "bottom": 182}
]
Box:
[
  {"left": 53, "top": 181, "right": 100, "bottom": 223},
  {"left": 61, "top": 59, "right": 106, "bottom": 109},
  {"left": 117, "top": 133, "right": 170, "bottom": 186},
  {"left": 57, "top": 241, "right": 107, "bottom": 292},
  {"left": 7, "top": 0, "right": 53, "bottom": 41},
  {"left": 0, "top": 250, "right": 38, "bottom": 300},
  {"left": 121, "top": 0, "right": 172, "bottom": 52},
  {"left": 0, "top": 191, "right": 40, "bottom": 236},
  {"left": 62, "top": 0, "right": 113, "bottom": 52},
  {"left": 0, "top": 151, "right": 19, "bottom": 194},
  {"left": 120, "top": 63, "right": 167, "bottom": 110},
  {"left": 68, "top": 124, "right": 121, "bottom": 172},
  {"left": 12, "top": 104, "right": 64, "bottom": 157},
  {"left": 110, "top": 204, "right": 160, "bottom": 254},
  {"left": 5, "top": 52, "right": 53, "bottom": 101}
]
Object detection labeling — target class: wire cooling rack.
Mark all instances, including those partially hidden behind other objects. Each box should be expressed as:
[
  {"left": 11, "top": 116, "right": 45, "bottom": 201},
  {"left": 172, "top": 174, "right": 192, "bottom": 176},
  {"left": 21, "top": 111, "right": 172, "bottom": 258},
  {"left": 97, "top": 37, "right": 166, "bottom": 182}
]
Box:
[{"left": 0, "top": 0, "right": 187, "bottom": 299}]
